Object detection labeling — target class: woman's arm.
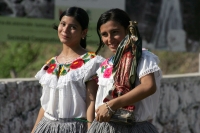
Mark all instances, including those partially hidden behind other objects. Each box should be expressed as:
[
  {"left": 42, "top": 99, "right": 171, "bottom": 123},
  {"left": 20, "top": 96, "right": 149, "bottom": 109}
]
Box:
[
  {"left": 95, "top": 73, "right": 157, "bottom": 122},
  {"left": 31, "top": 107, "right": 45, "bottom": 133},
  {"left": 86, "top": 79, "right": 98, "bottom": 128}
]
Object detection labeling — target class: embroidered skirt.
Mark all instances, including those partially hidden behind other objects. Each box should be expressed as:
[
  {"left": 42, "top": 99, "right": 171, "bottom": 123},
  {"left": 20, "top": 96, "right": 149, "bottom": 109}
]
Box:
[
  {"left": 87, "top": 120, "right": 158, "bottom": 133},
  {"left": 34, "top": 116, "right": 87, "bottom": 133}
]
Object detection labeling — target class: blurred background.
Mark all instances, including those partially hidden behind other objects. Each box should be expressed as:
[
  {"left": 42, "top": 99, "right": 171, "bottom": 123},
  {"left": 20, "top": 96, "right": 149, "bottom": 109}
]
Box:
[{"left": 0, "top": 0, "right": 199, "bottom": 78}]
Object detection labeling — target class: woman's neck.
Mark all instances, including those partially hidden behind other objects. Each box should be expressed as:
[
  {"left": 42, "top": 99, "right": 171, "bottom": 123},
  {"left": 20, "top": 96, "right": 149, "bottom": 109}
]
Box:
[
  {"left": 57, "top": 45, "right": 87, "bottom": 64},
  {"left": 62, "top": 44, "right": 86, "bottom": 55}
]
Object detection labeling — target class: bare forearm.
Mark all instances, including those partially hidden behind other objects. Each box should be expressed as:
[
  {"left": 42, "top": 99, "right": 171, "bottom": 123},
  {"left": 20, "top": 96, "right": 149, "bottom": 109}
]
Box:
[
  {"left": 31, "top": 107, "right": 45, "bottom": 133},
  {"left": 86, "top": 101, "right": 95, "bottom": 127},
  {"left": 109, "top": 85, "right": 155, "bottom": 109},
  {"left": 86, "top": 80, "right": 98, "bottom": 128},
  {"left": 108, "top": 73, "right": 157, "bottom": 110}
]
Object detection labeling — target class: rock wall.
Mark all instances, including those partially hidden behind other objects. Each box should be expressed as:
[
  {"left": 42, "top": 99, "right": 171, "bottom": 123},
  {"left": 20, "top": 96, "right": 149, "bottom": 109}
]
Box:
[
  {"left": 153, "top": 73, "right": 200, "bottom": 133},
  {"left": 0, "top": 79, "right": 42, "bottom": 133},
  {"left": 0, "top": 73, "right": 200, "bottom": 133}
]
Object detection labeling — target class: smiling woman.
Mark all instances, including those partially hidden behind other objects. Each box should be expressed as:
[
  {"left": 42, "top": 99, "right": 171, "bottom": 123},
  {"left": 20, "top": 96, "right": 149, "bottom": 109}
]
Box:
[
  {"left": 100, "top": 20, "right": 126, "bottom": 53},
  {"left": 31, "top": 6, "right": 105, "bottom": 133},
  {"left": 57, "top": 15, "right": 87, "bottom": 48},
  {"left": 88, "top": 8, "right": 162, "bottom": 133}
]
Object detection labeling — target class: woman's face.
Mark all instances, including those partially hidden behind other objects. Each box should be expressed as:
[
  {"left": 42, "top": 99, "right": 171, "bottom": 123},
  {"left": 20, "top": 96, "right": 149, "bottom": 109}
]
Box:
[
  {"left": 100, "top": 20, "right": 127, "bottom": 53},
  {"left": 58, "top": 16, "right": 87, "bottom": 46}
]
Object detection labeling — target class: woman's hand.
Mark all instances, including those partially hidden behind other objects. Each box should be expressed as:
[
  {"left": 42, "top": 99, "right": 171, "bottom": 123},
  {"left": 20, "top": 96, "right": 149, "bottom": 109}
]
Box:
[
  {"left": 95, "top": 73, "right": 157, "bottom": 123},
  {"left": 95, "top": 104, "right": 112, "bottom": 122}
]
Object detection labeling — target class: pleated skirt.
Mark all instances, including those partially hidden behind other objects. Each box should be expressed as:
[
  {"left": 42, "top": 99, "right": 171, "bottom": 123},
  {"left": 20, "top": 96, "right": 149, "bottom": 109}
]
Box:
[
  {"left": 87, "top": 120, "right": 159, "bottom": 133},
  {"left": 34, "top": 116, "right": 87, "bottom": 133}
]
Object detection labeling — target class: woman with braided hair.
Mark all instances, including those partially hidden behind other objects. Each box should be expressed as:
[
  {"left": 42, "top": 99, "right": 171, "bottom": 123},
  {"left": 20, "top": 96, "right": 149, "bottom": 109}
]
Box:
[{"left": 87, "top": 8, "right": 162, "bottom": 133}]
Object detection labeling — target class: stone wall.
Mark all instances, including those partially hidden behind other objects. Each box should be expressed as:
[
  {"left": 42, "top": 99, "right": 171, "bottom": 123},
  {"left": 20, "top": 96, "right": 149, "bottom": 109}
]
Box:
[
  {"left": 153, "top": 73, "right": 200, "bottom": 133},
  {"left": 0, "top": 78, "right": 42, "bottom": 133},
  {"left": 0, "top": 73, "right": 200, "bottom": 133}
]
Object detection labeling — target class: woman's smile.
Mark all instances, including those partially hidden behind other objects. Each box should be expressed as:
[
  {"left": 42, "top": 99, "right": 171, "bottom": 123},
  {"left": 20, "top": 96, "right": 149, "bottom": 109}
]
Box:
[
  {"left": 58, "top": 16, "right": 83, "bottom": 46},
  {"left": 100, "top": 20, "right": 127, "bottom": 53}
]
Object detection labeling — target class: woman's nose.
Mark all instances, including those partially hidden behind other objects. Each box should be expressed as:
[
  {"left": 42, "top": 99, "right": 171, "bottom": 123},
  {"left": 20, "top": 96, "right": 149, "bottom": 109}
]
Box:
[
  {"left": 107, "top": 34, "right": 114, "bottom": 43},
  {"left": 63, "top": 26, "right": 70, "bottom": 33}
]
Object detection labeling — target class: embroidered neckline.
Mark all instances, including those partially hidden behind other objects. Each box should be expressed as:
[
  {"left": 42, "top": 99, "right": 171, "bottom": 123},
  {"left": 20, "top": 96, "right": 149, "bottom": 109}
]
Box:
[
  {"left": 35, "top": 55, "right": 105, "bottom": 90},
  {"left": 55, "top": 53, "right": 87, "bottom": 65},
  {"left": 44, "top": 52, "right": 96, "bottom": 77}
]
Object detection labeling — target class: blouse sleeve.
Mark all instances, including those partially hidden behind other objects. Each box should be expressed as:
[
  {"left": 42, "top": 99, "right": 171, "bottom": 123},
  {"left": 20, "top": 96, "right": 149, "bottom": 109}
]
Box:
[
  {"left": 137, "top": 50, "right": 161, "bottom": 79},
  {"left": 83, "top": 55, "right": 105, "bottom": 82}
]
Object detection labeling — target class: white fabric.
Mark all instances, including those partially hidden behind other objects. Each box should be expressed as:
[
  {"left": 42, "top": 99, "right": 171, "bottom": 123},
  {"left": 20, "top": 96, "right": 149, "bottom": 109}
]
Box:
[
  {"left": 35, "top": 55, "right": 105, "bottom": 120},
  {"left": 95, "top": 50, "right": 162, "bottom": 122}
]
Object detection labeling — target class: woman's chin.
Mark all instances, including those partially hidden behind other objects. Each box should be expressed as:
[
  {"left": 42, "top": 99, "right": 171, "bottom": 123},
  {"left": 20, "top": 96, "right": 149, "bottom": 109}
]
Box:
[
  {"left": 109, "top": 49, "right": 117, "bottom": 53},
  {"left": 60, "top": 39, "right": 68, "bottom": 44}
]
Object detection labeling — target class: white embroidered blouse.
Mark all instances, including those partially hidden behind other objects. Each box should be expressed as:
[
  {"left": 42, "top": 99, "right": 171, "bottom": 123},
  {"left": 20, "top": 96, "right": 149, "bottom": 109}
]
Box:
[
  {"left": 35, "top": 52, "right": 105, "bottom": 120},
  {"left": 95, "top": 50, "right": 162, "bottom": 122}
]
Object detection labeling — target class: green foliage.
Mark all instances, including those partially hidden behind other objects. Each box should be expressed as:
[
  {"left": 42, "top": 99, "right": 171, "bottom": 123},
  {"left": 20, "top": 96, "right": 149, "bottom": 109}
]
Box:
[
  {"left": 0, "top": 42, "right": 40, "bottom": 78},
  {"left": 0, "top": 41, "right": 199, "bottom": 78}
]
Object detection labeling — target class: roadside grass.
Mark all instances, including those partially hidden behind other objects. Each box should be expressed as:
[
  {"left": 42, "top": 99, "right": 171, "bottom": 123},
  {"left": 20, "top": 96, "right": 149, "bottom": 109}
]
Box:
[{"left": 0, "top": 42, "right": 199, "bottom": 78}]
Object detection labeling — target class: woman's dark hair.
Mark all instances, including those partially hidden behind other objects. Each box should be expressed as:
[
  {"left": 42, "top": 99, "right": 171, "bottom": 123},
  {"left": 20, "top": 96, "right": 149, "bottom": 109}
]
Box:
[
  {"left": 95, "top": 8, "right": 131, "bottom": 54},
  {"left": 53, "top": 7, "right": 89, "bottom": 49}
]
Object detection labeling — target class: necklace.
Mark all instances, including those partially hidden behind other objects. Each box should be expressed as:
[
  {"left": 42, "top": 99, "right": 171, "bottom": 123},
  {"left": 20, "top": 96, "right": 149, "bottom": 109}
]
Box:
[
  {"left": 64, "top": 56, "right": 80, "bottom": 64},
  {"left": 56, "top": 56, "right": 81, "bottom": 64}
]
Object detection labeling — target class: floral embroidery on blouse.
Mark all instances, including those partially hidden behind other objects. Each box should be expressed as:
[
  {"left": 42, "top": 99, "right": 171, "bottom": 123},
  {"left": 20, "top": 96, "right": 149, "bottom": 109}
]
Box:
[
  {"left": 100, "top": 56, "right": 136, "bottom": 111},
  {"left": 43, "top": 52, "right": 96, "bottom": 77},
  {"left": 70, "top": 58, "right": 84, "bottom": 69},
  {"left": 103, "top": 67, "right": 113, "bottom": 78},
  {"left": 99, "top": 57, "right": 114, "bottom": 78},
  {"left": 47, "top": 64, "right": 56, "bottom": 74}
]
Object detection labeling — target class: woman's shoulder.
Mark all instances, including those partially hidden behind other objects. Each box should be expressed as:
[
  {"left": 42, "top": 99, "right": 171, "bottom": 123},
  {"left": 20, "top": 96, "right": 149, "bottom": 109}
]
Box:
[
  {"left": 45, "top": 56, "right": 56, "bottom": 64},
  {"left": 141, "top": 49, "right": 157, "bottom": 57},
  {"left": 96, "top": 57, "right": 113, "bottom": 79},
  {"left": 82, "top": 52, "right": 105, "bottom": 64},
  {"left": 141, "top": 49, "right": 160, "bottom": 63},
  {"left": 40, "top": 56, "right": 57, "bottom": 71},
  {"left": 137, "top": 49, "right": 161, "bottom": 78},
  {"left": 80, "top": 52, "right": 95, "bottom": 65}
]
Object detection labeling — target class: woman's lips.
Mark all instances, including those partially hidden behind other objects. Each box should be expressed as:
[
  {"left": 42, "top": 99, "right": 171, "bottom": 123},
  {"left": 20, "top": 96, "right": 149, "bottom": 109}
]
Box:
[
  {"left": 109, "top": 44, "right": 118, "bottom": 48},
  {"left": 61, "top": 34, "right": 69, "bottom": 39}
]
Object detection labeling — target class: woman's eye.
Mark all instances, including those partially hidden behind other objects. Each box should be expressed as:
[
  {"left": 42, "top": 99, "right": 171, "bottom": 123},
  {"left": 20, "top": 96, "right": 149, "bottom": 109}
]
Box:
[
  {"left": 112, "top": 31, "right": 118, "bottom": 34},
  {"left": 60, "top": 22, "right": 65, "bottom": 26},
  {"left": 101, "top": 33, "right": 107, "bottom": 37},
  {"left": 71, "top": 26, "right": 76, "bottom": 30}
]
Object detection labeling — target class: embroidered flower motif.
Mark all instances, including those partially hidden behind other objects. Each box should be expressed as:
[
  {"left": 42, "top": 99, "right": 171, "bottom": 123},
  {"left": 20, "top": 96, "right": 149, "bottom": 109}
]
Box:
[
  {"left": 59, "top": 65, "right": 64, "bottom": 76},
  {"left": 43, "top": 65, "right": 49, "bottom": 70},
  {"left": 47, "top": 64, "right": 56, "bottom": 73},
  {"left": 70, "top": 58, "right": 84, "bottom": 69},
  {"left": 91, "top": 55, "right": 95, "bottom": 58},
  {"left": 103, "top": 67, "right": 113, "bottom": 78},
  {"left": 101, "top": 66, "right": 106, "bottom": 73},
  {"left": 46, "top": 57, "right": 54, "bottom": 64},
  {"left": 88, "top": 52, "right": 95, "bottom": 54},
  {"left": 88, "top": 52, "right": 96, "bottom": 58},
  {"left": 100, "top": 59, "right": 108, "bottom": 67}
]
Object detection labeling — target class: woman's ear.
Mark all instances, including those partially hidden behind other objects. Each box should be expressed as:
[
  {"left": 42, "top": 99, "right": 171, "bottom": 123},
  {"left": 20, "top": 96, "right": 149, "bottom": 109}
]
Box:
[{"left": 82, "top": 29, "right": 88, "bottom": 39}]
